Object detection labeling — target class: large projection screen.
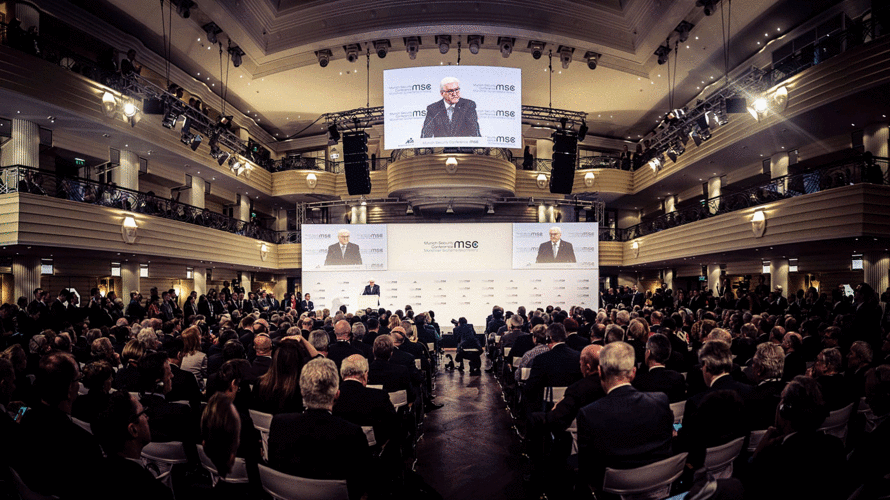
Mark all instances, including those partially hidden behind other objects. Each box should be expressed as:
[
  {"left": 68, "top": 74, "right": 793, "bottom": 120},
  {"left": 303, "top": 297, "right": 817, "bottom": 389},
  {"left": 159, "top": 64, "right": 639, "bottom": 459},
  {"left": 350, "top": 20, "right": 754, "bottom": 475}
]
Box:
[
  {"left": 302, "top": 223, "right": 598, "bottom": 327},
  {"left": 383, "top": 66, "right": 522, "bottom": 150}
]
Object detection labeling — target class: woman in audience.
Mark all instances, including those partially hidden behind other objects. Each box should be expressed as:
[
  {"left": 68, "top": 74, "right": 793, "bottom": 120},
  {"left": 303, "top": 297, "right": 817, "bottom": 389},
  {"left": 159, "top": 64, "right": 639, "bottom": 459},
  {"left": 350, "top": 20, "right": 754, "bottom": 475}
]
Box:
[
  {"left": 251, "top": 336, "right": 316, "bottom": 414},
  {"left": 202, "top": 392, "right": 245, "bottom": 498},
  {"left": 113, "top": 339, "right": 144, "bottom": 391},
  {"left": 91, "top": 336, "right": 120, "bottom": 368},
  {"left": 72, "top": 360, "right": 113, "bottom": 423},
  {"left": 184, "top": 293, "right": 198, "bottom": 321},
  {"left": 181, "top": 326, "right": 208, "bottom": 390}
]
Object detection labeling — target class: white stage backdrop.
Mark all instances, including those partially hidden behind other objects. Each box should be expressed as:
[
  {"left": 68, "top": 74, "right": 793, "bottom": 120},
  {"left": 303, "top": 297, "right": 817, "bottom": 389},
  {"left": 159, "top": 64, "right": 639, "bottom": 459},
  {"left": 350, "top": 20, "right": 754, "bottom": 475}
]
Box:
[{"left": 302, "top": 223, "right": 598, "bottom": 327}]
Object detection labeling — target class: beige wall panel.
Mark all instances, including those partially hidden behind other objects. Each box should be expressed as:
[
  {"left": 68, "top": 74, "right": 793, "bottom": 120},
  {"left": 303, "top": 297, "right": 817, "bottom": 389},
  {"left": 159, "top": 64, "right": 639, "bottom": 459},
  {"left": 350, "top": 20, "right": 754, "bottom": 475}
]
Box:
[
  {"left": 272, "top": 170, "right": 337, "bottom": 197},
  {"left": 278, "top": 245, "right": 302, "bottom": 271},
  {"left": 336, "top": 171, "right": 390, "bottom": 199},
  {"left": 12, "top": 194, "right": 279, "bottom": 269},
  {"left": 599, "top": 242, "right": 623, "bottom": 267},
  {"left": 797, "top": 133, "right": 854, "bottom": 161},
  {"left": 388, "top": 156, "right": 516, "bottom": 196},
  {"left": 725, "top": 161, "right": 765, "bottom": 188},
  {"left": 622, "top": 185, "right": 890, "bottom": 266},
  {"left": 0, "top": 194, "right": 20, "bottom": 246}
]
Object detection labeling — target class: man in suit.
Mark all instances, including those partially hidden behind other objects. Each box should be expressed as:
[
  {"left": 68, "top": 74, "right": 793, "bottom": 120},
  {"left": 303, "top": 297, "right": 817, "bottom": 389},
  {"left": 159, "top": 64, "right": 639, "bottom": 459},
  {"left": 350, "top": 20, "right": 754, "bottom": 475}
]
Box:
[
  {"left": 577, "top": 341, "right": 674, "bottom": 490},
  {"left": 535, "top": 226, "right": 576, "bottom": 263},
  {"left": 368, "top": 335, "right": 413, "bottom": 400},
  {"left": 333, "top": 354, "right": 398, "bottom": 447},
  {"left": 300, "top": 293, "right": 314, "bottom": 313},
  {"left": 362, "top": 280, "right": 380, "bottom": 297},
  {"left": 453, "top": 317, "right": 482, "bottom": 374},
  {"left": 246, "top": 333, "right": 273, "bottom": 384},
  {"left": 525, "top": 323, "right": 583, "bottom": 412},
  {"left": 420, "top": 76, "right": 481, "bottom": 138},
  {"left": 267, "top": 292, "right": 280, "bottom": 312},
  {"left": 328, "top": 320, "right": 362, "bottom": 370},
  {"left": 268, "top": 358, "right": 370, "bottom": 500},
  {"left": 633, "top": 333, "right": 687, "bottom": 403},
  {"left": 325, "top": 229, "right": 362, "bottom": 265},
  {"left": 682, "top": 340, "right": 752, "bottom": 428}
]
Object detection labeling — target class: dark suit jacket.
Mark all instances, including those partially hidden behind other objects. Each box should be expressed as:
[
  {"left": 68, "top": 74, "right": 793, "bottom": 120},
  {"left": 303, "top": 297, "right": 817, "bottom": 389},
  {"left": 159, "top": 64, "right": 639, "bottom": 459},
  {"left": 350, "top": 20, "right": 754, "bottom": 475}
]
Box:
[
  {"left": 328, "top": 341, "right": 362, "bottom": 370},
  {"left": 535, "top": 240, "right": 576, "bottom": 263},
  {"left": 565, "top": 333, "right": 590, "bottom": 352},
  {"left": 325, "top": 242, "right": 362, "bottom": 265},
  {"left": 97, "top": 455, "right": 175, "bottom": 500},
  {"left": 745, "top": 379, "right": 785, "bottom": 430},
  {"left": 139, "top": 393, "right": 196, "bottom": 443},
  {"left": 684, "top": 373, "right": 753, "bottom": 425},
  {"left": 268, "top": 409, "right": 370, "bottom": 500},
  {"left": 246, "top": 356, "right": 272, "bottom": 384},
  {"left": 545, "top": 373, "right": 605, "bottom": 431},
  {"left": 300, "top": 300, "right": 313, "bottom": 312},
  {"left": 368, "top": 359, "right": 413, "bottom": 401},
  {"left": 362, "top": 285, "right": 380, "bottom": 296},
  {"left": 633, "top": 366, "right": 687, "bottom": 403},
  {"left": 577, "top": 385, "right": 674, "bottom": 488},
  {"left": 333, "top": 379, "right": 398, "bottom": 445},
  {"left": 526, "top": 343, "right": 583, "bottom": 412},
  {"left": 421, "top": 98, "right": 480, "bottom": 138}
]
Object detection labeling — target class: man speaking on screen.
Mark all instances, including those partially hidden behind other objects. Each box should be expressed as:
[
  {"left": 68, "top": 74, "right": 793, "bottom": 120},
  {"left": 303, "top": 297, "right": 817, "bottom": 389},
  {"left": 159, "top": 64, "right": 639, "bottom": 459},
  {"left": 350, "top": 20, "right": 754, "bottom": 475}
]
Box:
[
  {"left": 536, "top": 226, "right": 576, "bottom": 263},
  {"left": 325, "top": 228, "right": 363, "bottom": 265},
  {"left": 421, "top": 76, "right": 481, "bottom": 139}
]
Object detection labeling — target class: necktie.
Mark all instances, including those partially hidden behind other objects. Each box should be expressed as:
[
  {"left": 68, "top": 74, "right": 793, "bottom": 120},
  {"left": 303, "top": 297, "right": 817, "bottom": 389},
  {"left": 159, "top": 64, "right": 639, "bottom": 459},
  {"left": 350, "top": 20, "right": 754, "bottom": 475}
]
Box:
[
  {"left": 341, "top": 244, "right": 346, "bottom": 258},
  {"left": 553, "top": 242, "right": 558, "bottom": 259},
  {"left": 447, "top": 105, "right": 454, "bottom": 121}
]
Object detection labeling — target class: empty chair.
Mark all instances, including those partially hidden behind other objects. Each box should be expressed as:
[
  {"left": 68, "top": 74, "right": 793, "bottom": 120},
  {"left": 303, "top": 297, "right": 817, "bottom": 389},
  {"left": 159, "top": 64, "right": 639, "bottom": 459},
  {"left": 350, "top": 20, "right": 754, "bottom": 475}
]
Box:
[
  {"left": 819, "top": 402, "right": 855, "bottom": 445},
  {"left": 698, "top": 436, "right": 745, "bottom": 479},
  {"left": 249, "top": 409, "right": 273, "bottom": 462},
  {"left": 197, "top": 444, "right": 249, "bottom": 485},
  {"left": 258, "top": 464, "right": 348, "bottom": 500},
  {"left": 389, "top": 390, "right": 408, "bottom": 410},
  {"left": 141, "top": 441, "right": 188, "bottom": 491},
  {"left": 602, "top": 452, "right": 688, "bottom": 500},
  {"left": 747, "top": 429, "right": 768, "bottom": 453},
  {"left": 669, "top": 401, "right": 685, "bottom": 424}
]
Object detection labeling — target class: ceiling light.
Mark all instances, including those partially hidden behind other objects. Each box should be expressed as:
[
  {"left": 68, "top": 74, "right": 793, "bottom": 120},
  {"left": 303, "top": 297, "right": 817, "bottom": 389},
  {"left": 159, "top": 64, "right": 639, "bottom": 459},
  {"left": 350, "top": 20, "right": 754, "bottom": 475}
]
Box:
[
  {"left": 528, "top": 41, "right": 545, "bottom": 60},
  {"left": 498, "top": 37, "right": 515, "bottom": 58},
  {"left": 404, "top": 37, "right": 420, "bottom": 59},
  {"left": 373, "top": 39, "right": 391, "bottom": 58},
  {"left": 584, "top": 51, "right": 599, "bottom": 70},
  {"left": 467, "top": 35, "right": 483, "bottom": 55},
  {"left": 344, "top": 44, "right": 361, "bottom": 63},
  {"left": 316, "top": 49, "right": 332, "bottom": 67},
  {"left": 436, "top": 35, "right": 451, "bottom": 54},
  {"left": 558, "top": 46, "right": 574, "bottom": 69}
]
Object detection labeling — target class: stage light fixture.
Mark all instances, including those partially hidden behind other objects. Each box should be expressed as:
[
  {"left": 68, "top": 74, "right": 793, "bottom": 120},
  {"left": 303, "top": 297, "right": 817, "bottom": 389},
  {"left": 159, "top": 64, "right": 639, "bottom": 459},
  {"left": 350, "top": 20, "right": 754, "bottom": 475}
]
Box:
[
  {"left": 436, "top": 35, "right": 451, "bottom": 55},
  {"left": 655, "top": 44, "right": 671, "bottom": 65},
  {"left": 406, "top": 203, "right": 414, "bottom": 215},
  {"left": 584, "top": 51, "right": 600, "bottom": 70},
  {"left": 577, "top": 120, "right": 588, "bottom": 141},
  {"left": 190, "top": 134, "right": 202, "bottom": 151},
  {"left": 373, "top": 40, "right": 391, "bottom": 58},
  {"left": 558, "top": 46, "right": 574, "bottom": 69},
  {"left": 327, "top": 124, "right": 340, "bottom": 144},
  {"left": 467, "top": 35, "right": 483, "bottom": 55},
  {"left": 228, "top": 46, "right": 244, "bottom": 67},
  {"left": 344, "top": 44, "right": 361, "bottom": 63},
  {"left": 215, "top": 151, "right": 230, "bottom": 166},
  {"left": 404, "top": 37, "right": 420, "bottom": 60},
  {"left": 203, "top": 22, "right": 221, "bottom": 45},
  {"left": 528, "top": 41, "right": 545, "bottom": 60},
  {"left": 674, "top": 21, "right": 694, "bottom": 43},
  {"left": 316, "top": 49, "right": 333, "bottom": 68},
  {"left": 162, "top": 110, "right": 180, "bottom": 129},
  {"left": 174, "top": 0, "right": 194, "bottom": 18},
  {"left": 446, "top": 200, "right": 454, "bottom": 214},
  {"left": 123, "top": 102, "right": 138, "bottom": 118},
  {"left": 498, "top": 37, "right": 515, "bottom": 58},
  {"left": 487, "top": 203, "right": 495, "bottom": 214},
  {"left": 696, "top": 0, "right": 719, "bottom": 16}
]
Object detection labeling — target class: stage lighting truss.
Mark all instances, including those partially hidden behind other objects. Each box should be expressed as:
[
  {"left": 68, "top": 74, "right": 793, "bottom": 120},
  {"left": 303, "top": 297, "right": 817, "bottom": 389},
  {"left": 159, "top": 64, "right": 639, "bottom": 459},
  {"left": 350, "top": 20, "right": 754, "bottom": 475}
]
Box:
[
  {"left": 467, "top": 35, "right": 483, "bottom": 55},
  {"left": 528, "top": 41, "right": 545, "bottom": 60},
  {"left": 436, "top": 35, "right": 451, "bottom": 55},
  {"left": 373, "top": 39, "right": 391, "bottom": 58},
  {"left": 498, "top": 37, "right": 515, "bottom": 58},
  {"left": 316, "top": 49, "right": 332, "bottom": 67},
  {"left": 344, "top": 44, "right": 361, "bottom": 63},
  {"left": 558, "top": 46, "right": 574, "bottom": 69},
  {"left": 404, "top": 37, "right": 420, "bottom": 60}
]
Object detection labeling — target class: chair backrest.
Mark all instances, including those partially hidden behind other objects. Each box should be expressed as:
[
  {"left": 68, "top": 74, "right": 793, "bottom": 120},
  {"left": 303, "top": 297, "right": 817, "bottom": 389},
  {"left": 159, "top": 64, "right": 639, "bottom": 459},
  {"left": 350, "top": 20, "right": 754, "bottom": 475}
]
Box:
[
  {"left": 258, "top": 464, "right": 349, "bottom": 500},
  {"left": 249, "top": 409, "right": 274, "bottom": 462},
  {"left": 520, "top": 367, "right": 531, "bottom": 381},
  {"left": 362, "top": 426, "right": 376, "bottom": 447},
  {"left": 494, "top": 335, "right": 501, "bottom": 344},
  {"left": 426, "top": 343, "right": 434, "bottom": 353},
  {"left": 545, "top": 386, "right": 568, "bottom": 404},
  {"left": 367, "top": 384, "right": 383, "bottom": 390},
  {"left": 72, "top": 416, "right": 92, "bottom": 434},
  {"left": 389, "top": 390, "right": 408, "bottom": 409},
  {"left": 168, "top": 400, "right": 191, "bottom": 408},
  {"left": 700, "top": 436, "right": 745, "bottom": 479},
  {"left": 819, "top": 402, "right": 855, "bottom": 445},
  {"left": 414, "top": 359, "right": 421, "bottom": 370},
  {"left": 504, "top": 347, "right": 512, "bottom": 358},
  {"left": 602, "top": 452, "right": 688, "bottom": 500},
  {"left": 141, "top": 441, "right": 188, "bottom": 491},
  {"left": 669, "top": 401, "right": 685, "bottom": 424},
  {"left": 197, "top": 444, "right": 250, "bottom": 486},
  {"left": 747, "top": 429, "right": 768, "bottom": 453}
]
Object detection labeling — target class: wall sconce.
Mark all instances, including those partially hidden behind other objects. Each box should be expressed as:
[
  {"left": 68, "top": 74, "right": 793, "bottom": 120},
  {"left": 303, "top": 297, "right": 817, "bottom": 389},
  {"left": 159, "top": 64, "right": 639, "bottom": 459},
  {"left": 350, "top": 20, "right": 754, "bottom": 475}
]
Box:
[
  {"left": 306, "top": 172, "right": 318, "bottom": 189},
  {"left": 121, "top": 216, "right": 137, "bottom": 244},
  {"left": 102, "top": 92, "right": 117, "bottom": 117},
  {"left": 584, "top": 172, "right": 595, "bottom": 187},
  {"left": 751, "top": 209, "right": 766, "bottom": 237},
  {"left": 260, "top": 243, "right": 268, "bottom": 261},
  {"left": 536, "top": 173, "right": 548, "bottom": 189},
  {"left": 631, "top": 240, "right": 640, "bottom": 258},
  {"left": 445, "top": 156, "right": 458, "bottom": 174}
]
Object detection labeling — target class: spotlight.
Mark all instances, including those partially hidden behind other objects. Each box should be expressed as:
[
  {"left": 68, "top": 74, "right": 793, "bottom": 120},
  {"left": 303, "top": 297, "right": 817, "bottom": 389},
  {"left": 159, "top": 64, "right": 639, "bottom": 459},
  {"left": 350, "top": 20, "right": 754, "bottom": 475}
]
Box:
[
  {"left": 577, "top": 120, "right": 588, "bottom": 141},
  {"left": 655, "top": 44, "right": 671, "bottom": 65},
  {"left": 315, "top": 49, "right": 332, "bottom": 68},
  {"left": 753, "top": 98, "right": 768, "bottom": 113},
  {"left": 674, "top": 21, "right": 694, "bottom": 43},
  {"left": 327, "top": 124, "right": 340, "bottom": 144},
  {"left": 558, "top": 46, "right": 574, "bottom": 69},
  {"left": 190, "top": 134, "right": 202, "bottom": 151},
  {"left": 344, "top": 44, "right": 361, "bottom": 63},
  {"left": 215, "top": 150, "right": 231, "bottom": 166},
  {"left": 203, "top": 22, "right": 221, "bottom": 45},
  {"left": 690, "top": 130, "right": 703, "bottom": 147},
  {"left": 436, "top": 35, "right": 451, "bottom": 55},
  {"left": 584, "top": 51, "right": 600, "bottom": 70},
  {"left": 162, "top": 109, "right": 180, "bottom": 129},
  {"left": 528, "top": 41, "right": 545, "bottom": 60},
  {"left": 228, "top": 46, "right": 244, "bottom": 67},
  {"left": 404, "top": 37, "right": 420, "bottom": 60},
  {"left": 498, "top": 37, "right": 515, "bottom": 58},
  {"left": 102, "top": 92, "right": 116, "bottom": 117},
  {"left": 696, "top": 0, "right": 719, "bottom": 16},
  {"left": 373, "top": 40, "right": 391, "bottom": 58},
  {"left": 467, "top": 35, "right": 483, "bottom": 55},
  {"left": 123, "top": 102, "right": 138, "bottom": 118},
  {"left": 174, "top": 0, "right": 194, "bottom": 18}
]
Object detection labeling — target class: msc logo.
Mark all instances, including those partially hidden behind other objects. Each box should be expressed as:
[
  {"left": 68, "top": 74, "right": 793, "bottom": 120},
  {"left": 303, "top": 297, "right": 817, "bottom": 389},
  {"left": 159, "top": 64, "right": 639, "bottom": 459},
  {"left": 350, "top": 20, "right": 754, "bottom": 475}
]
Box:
[
  {"left": 454, "top": 241, "right": 479, "bottom": 249},
  {"left": 495, "top": 84, "right": 516, "bottom": 91},
  {"left": 413, "top": 83, "right": 432, "bottom": 91},
  {"left": 495, "top": 110, "right": 516, "bottom": 117},
  {"left": 413, "top": 110, "right": 427, "bottom": 117},
  {"left": 495, "top": 136, "right": 517, "bottom": 144},
  {"left": 368, "top": 248, "right": 384, "bottom": 253}
]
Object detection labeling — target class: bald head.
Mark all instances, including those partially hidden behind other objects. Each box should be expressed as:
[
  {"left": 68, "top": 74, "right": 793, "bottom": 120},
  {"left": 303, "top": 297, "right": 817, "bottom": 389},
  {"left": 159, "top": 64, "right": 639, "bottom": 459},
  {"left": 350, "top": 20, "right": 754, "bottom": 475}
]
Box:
[
  {"left": 334, "top": 320, "right": 351, "bottom": 340},
  {"left": 254, "top": 334, "right": 272, "bottom": 355},
  {"left": 580, "top": 344, "right": 603, "bottom": 377}
]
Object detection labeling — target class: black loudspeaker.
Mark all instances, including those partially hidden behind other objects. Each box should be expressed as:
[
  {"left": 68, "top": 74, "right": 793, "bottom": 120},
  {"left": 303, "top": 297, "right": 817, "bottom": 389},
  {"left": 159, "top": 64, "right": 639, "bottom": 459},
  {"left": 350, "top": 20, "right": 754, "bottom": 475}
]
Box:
[
  {"left": 725, "top": 98, "right": 748, "bottom": 114},
  {"left": 550, "top": 131, "right": 577, "bottom": 194},
  {"left": 342, "top": 131, "right": 372, "bottom": 195},
  {"left": 142, "top": 98, "right": 166, "bottom": 115}
]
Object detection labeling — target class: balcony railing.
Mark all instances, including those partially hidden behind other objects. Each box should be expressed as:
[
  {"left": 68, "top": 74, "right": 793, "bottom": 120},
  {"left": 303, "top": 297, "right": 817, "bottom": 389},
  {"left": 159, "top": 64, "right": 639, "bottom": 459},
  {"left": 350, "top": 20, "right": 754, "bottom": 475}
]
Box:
[
  {"left": 0, "top": 166, "right": 280, "bottom": 243},
  {"left": 618, "top": 153, "right": 889, "bottom": 241}
]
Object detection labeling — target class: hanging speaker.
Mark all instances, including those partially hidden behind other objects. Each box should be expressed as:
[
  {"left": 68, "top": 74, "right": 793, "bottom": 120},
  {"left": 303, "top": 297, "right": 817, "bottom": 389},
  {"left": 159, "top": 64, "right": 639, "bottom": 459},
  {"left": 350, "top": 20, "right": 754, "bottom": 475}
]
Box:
[
  {"left": 550, "top": 131, "right": 577, "bottom": 194},
  {"left": 342, "top": 131, "right": 372, "bottom": 195},
  {"left": 725, "top": 98, "right": 748, "bottom": 114}
]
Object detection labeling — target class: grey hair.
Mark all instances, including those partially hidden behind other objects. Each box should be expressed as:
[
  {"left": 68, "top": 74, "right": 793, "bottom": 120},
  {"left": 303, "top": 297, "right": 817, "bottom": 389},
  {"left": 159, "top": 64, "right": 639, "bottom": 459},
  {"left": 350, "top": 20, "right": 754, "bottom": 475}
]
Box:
[
  {"left": 309, "top": 330, "right": 330, "bottom": 352},
  {"left": 300, "top": 358, "right": 339, "bottom": 409},
  {"left": 439, "top": 76, "right": 460, "bottom": 91},
  {"left": 599, "top": 341, "right": 636, "bottom": 382},
  {"left": 753, "top": 342, "right": 784, "bottom": 379},
  {"left": 340, "top": 355, "right": 369, "bottom": 380},
  {"left": 351, "top": 322, "right": 366, "bottom": 340}
]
